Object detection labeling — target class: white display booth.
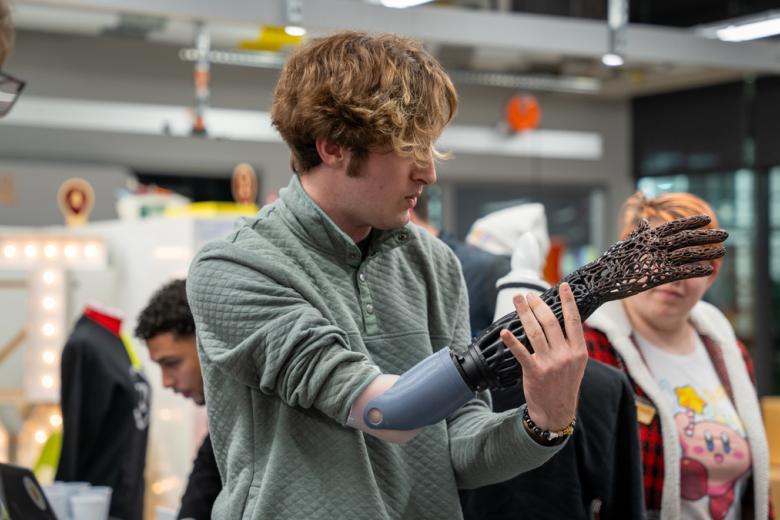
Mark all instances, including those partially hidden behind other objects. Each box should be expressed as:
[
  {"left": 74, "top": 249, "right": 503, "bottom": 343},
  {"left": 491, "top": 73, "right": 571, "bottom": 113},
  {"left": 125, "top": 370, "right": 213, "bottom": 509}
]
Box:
[
  {"left": 0, "top": 215, "right": 238, "bottom": 514},
  {"left": 0, "top": 230, "right": 108, "bottom": 475}
]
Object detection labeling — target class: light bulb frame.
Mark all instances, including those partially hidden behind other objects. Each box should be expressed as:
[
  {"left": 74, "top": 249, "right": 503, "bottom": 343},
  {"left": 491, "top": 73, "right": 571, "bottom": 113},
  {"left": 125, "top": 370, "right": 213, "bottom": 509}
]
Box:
[{"left": 1, "top": 232, "right": 107, "bottom": 402}]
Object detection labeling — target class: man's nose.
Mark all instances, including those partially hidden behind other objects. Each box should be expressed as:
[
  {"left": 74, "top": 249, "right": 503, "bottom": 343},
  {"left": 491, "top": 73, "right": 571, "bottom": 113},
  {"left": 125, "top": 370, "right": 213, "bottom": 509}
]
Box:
[{"left": 414, "top": 158, "right": 436, "bottom": 186}]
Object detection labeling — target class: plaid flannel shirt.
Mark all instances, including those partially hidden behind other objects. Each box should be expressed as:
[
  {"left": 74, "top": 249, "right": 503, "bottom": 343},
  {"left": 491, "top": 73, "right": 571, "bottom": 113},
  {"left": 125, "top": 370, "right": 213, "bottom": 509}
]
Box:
[{"left": 583, "top": 325, "right": 771, "bottom": 518}]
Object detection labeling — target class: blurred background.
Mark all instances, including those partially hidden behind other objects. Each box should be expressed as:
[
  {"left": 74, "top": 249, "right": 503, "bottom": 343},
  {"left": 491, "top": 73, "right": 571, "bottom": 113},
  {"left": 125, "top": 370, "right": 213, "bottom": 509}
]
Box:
[{"left": 1, "top": 0, "right": 780, "bottom": 517}]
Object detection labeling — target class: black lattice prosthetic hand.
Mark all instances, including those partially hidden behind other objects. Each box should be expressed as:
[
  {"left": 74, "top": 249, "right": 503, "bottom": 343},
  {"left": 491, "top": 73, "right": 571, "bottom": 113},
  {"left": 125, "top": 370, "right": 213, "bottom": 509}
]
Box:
[{"left": 453, "top": 215, "right": 728, "bottom": 392}]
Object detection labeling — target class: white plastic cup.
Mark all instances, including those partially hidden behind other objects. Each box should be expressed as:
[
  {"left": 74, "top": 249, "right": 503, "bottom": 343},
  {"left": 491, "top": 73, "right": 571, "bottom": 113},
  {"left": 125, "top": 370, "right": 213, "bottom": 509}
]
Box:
[
  {"left": 42, "top": 484, "right": 69, "bottom": 520},
  {"left": 70, "top": 493, "right": 106, "bottom": 520},
  {"left": 80, "top": 487, "right": 111, "bottom": 520},
  {"left": 154, "top": 506, "right": 177, "bottom": 520},
  {"left": 56, "top": 481, "right": 90, "bottom": 494},
  {"left": 56, "top": 482, "right": 90, "bottom": 520}
]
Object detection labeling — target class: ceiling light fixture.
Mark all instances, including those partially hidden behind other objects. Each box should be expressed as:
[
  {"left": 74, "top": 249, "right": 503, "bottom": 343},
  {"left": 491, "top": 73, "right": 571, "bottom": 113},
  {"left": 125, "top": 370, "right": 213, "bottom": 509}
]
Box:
[
  {"left": 697, "top": 10, "right": 780, "bottom": 42},
  {"left": 716, "top": 12, "right": 780, "bottom": 42},
  {"left": 601, "top": 53, "right": 624, "bottom": 67},
  {"left": 602, "top": 0, "right": 628, "bottom": 68},
  {"left": 284, "top": 26, "right": 306, "bottom": 37},
  {"left": 380, "top": 0, "right": 435, "bottom": 8}
]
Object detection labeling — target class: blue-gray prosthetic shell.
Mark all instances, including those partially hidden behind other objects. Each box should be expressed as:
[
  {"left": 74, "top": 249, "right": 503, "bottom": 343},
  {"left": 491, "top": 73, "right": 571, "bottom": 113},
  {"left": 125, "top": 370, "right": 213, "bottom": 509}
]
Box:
[{"left": 364, "top": 348, "right": 475, "bottom": 431}]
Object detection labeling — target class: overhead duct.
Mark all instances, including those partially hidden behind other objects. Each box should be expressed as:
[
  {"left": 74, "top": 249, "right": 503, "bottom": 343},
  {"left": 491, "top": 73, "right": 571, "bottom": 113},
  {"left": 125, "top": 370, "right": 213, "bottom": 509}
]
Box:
[
  {"left": 101, "top": 12, "right": 167, "bottom": 39},
  {"left": 447, "top": 69, "right": 601, "bottom": 94},
  {"left": 177, "top": 48, "right": 601, "bottom": 94},
  {"left": 178, "top": 48, "right": 287, "bottom": 69}
]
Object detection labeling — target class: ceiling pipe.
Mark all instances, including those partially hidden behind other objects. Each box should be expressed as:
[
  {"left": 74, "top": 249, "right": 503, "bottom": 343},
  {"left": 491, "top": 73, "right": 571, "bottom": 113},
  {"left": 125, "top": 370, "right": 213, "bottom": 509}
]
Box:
[
  {"left": 191, "top": 21, "right": 210, "bottom": 136},
  {"left": 176, "top": 48, "right": 603, "bottom": 94}
]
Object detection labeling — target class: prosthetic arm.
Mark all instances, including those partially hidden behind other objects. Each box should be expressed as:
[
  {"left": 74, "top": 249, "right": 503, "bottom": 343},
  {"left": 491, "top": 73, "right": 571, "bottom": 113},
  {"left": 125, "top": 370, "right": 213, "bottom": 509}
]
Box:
[{"left": 352, "top": 216, "right": 727, "bottom": 435}]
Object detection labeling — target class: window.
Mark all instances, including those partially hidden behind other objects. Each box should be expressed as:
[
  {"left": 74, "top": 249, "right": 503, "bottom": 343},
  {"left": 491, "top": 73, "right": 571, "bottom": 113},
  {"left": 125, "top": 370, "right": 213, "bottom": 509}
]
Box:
[{"left": 638, "top": 170, "right": 756, "bottom": 343}]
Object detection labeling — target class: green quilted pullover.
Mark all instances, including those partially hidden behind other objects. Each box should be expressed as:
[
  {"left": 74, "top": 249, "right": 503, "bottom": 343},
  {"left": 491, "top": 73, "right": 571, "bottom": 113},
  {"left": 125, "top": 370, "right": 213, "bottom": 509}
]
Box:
[{"left": 187, "top": 175, "right": 563, "bottom": 520}]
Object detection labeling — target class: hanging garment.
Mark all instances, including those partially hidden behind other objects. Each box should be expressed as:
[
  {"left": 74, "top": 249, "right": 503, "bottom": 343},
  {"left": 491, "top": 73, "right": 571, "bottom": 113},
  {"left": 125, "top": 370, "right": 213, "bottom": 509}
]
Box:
[{"left": 56, "top": 312, "right": 151, "bottom": 520}]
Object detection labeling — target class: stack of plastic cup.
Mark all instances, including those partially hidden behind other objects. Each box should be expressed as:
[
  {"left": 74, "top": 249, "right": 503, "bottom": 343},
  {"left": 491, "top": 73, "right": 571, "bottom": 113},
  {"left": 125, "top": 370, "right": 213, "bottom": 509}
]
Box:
[
  {"left": 155, "top": 507, "right": 177, "bottom": 520},
  {"left": 44, "top": 481, "right": 89, "bottom": 520},
  {"left": 70, "top": 493, "right": 106, "bottom": 520},
  {"left": 42, "top": 483, "right": 69, "bottom": 520},
  {"left": 43, "top": 482, "right": 112, "bottom": 520},
  {"left": 76, "top": 486, "right": 111, "bottom": 520}
]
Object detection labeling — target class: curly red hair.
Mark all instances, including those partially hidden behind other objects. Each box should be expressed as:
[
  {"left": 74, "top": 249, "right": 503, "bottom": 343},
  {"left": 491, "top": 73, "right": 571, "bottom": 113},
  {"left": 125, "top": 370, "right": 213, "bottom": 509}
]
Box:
[{"left": 618, "top": 191, "right": 722, "bottom": 269}]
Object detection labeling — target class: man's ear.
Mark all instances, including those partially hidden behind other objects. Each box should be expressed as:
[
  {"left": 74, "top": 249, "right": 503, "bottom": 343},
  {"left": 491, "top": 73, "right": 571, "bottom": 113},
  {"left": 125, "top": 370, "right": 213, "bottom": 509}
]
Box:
[{"left": 315, "top": 138, "right": 347, "bottom": 168}]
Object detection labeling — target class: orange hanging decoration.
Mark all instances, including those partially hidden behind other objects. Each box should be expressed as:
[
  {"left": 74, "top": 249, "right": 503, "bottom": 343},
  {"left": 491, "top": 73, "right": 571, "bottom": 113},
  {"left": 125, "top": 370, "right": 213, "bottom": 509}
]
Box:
[
  {"left": 505, "top": 94, "right": 541, "bottom": 132},
  {"left": 543, "top": 237, "right": 565, "bottom": 285}
]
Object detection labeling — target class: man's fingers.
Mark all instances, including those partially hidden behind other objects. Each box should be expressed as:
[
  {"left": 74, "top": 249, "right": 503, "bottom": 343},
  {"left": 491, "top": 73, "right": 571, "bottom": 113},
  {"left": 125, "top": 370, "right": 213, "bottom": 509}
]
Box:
[
  {"left": 526, "top": 293, "right": 565, "bottom": 350},
  {"left": 513, "top": 294, "right": 550, "bottom": 354},
  {"left": 559, "top": 283, "right": 584, "bottom": 349},
  {"left": 501, "top": 329, "right": 532, "bottom": 371}
]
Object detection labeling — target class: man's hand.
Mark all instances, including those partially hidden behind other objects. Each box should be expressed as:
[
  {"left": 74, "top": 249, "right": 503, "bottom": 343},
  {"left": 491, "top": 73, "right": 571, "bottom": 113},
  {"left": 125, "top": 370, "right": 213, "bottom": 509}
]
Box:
[{"left": 500, "top": 283, "right": 586, "bottom": 431}]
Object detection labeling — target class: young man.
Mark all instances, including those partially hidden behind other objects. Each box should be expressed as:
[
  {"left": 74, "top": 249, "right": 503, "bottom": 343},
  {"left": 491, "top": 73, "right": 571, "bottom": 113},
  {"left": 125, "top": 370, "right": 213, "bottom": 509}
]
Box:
[
  {"left": 135, "top": 280, "right": 221, "bottom": 520},
  {"left": 187, "top": 31, "right": 587, "bottom": 519}
]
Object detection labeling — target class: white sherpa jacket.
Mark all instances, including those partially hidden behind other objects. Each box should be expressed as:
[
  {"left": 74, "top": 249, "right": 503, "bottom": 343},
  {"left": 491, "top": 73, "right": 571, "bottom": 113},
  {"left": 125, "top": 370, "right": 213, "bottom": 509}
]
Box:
[{"left": 586, "top": 300, "right": 770, "bottom": 520}]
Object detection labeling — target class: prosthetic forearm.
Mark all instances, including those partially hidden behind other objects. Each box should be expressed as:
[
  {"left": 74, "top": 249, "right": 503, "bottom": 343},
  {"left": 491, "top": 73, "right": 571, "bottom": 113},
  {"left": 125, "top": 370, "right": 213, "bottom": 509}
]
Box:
[
  {"left": 358, "top": 348, "right": 475, "bottom": 431},
  {"left": 359, "top": 216, "right": 727, "bottom": 433}
]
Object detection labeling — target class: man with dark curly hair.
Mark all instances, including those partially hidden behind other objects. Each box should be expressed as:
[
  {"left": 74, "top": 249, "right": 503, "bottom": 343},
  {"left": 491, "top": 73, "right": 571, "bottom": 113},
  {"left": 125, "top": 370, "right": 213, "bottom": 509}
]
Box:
[
  {"left": 136, "top": 279, "right": 203, "bottom": 404},
  {"left": 187, "top": 31, "right": 587, "bottom": 520},
  {"left": 136, "top": 279, "right": 221, "bottom": 520}
]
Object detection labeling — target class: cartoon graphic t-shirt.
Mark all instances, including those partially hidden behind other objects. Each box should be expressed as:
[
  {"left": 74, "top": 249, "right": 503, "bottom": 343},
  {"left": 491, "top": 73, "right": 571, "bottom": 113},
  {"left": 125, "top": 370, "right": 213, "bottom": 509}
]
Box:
[{"left": 636, "top": 332, "right": 752, "bottom": 520}]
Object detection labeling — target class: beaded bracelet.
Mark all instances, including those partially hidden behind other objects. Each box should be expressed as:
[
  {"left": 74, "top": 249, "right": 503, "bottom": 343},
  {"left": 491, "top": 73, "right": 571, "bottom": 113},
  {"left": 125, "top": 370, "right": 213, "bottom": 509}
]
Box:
[{"left": 522, "top": 407, "right": 576, "bottom": 446}]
